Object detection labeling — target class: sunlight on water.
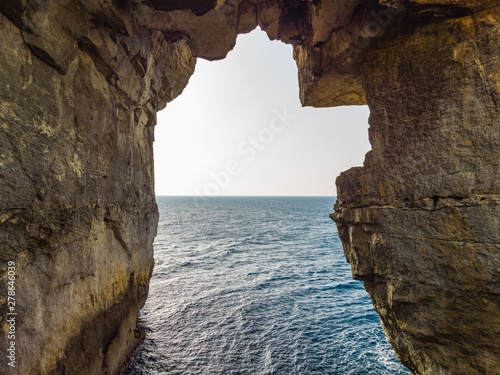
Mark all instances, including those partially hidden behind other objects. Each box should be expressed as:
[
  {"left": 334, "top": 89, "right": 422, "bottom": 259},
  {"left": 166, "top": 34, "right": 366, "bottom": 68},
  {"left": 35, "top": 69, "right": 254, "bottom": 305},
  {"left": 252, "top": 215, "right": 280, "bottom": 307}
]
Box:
[{"left": 126, "top": 197, "right": 410, "bottom": 375}]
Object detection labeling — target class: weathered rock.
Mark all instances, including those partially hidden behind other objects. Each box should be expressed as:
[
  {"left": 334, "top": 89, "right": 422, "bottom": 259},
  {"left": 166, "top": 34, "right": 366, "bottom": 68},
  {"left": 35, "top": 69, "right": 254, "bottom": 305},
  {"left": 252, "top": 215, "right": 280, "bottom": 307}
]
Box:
[
  {"left": 0, "top": 0, "right": 499, "bottom": 374},
  {"left": 0, "top": 1, "right": 194, "bottom": 373},
  {"left": 309, "top": 0, "right": 362, "bottom": 45},
  {"left": 134, "top": 0, "right": 238, "bottom": 60},
  {"left": 332, "top": 5, "right": 500, "bottom": 374}
]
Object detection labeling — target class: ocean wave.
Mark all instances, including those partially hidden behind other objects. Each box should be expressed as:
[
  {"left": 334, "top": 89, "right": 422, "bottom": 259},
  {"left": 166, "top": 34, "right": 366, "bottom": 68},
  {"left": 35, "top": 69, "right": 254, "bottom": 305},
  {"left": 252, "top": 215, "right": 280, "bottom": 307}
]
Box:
[{"left": 126, "top": 197, "right": 410, "bottom": 375}]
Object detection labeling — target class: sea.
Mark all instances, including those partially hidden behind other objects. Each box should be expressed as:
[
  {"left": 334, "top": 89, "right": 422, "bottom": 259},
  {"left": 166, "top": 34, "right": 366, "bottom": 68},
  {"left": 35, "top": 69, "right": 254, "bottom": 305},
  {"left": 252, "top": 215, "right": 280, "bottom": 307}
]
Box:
[{"left": 125, "top": 196, "right": 411, "bottom": 375}]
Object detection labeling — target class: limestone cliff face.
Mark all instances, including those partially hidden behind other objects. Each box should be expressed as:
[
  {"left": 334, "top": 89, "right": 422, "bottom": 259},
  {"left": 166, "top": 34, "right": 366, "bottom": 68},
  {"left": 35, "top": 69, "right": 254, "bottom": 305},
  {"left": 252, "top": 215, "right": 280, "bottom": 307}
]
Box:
[
  {"left": 0, "top": 0, "right": 498, "bottom": 374},
  {"left": 332, "top": 7, "right": 500, "bottom": 373},
  {"left": 0, "top": 1, "right": 194, "bottom": 373}
]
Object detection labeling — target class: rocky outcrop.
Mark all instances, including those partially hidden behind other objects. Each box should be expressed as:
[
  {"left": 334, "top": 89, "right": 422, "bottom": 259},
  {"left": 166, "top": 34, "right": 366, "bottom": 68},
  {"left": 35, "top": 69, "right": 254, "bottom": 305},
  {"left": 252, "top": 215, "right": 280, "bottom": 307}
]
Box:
[
  {"left": 0, "top": 0, "right": 498, "bottom": 374},
  {"left": 332, "top": 6, "right": 500, "bottom": 373},
  {"left": 0, "top": 1, "right": 194, "bottom": 373}
]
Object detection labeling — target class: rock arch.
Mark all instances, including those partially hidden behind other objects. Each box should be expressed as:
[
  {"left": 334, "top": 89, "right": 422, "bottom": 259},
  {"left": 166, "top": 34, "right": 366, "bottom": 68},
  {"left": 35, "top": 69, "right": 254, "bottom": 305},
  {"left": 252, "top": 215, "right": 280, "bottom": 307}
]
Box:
[{"left": 0, "top": 1, "right": 498, "bottom": 374}]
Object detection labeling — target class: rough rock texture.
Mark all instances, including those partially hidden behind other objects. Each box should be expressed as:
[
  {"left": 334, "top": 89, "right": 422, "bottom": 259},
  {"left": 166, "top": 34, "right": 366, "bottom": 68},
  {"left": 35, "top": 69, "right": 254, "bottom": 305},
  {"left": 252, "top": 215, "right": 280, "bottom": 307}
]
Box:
[
  {"left": 0, "top": 0, "right": 498, "bottom": 374},
  {"left": 331, "top": 5, "right": 500, "bottom": 374},
  {"left": 0, "top": 1, "right": 194, "bottom": 374}
]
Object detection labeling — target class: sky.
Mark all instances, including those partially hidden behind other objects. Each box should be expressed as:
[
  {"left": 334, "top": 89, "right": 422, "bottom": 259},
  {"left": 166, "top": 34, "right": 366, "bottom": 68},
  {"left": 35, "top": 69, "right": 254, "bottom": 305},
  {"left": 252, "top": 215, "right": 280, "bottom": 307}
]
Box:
[{"left": 154, "top": 28, "right": 370, "bottom": 197}]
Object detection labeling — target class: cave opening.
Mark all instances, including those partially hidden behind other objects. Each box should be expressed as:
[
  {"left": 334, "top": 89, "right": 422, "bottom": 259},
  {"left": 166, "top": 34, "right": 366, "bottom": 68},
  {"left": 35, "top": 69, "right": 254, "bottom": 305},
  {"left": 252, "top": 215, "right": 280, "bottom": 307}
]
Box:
[
  {"left": 153, "top": 28, "right": 370, "bottom": 197},
  {"left": 2, "top": 1, "right": 498, "bottom": 373},
  {"left": 126, "top": 28, "right": 410, "bottom": 374}
]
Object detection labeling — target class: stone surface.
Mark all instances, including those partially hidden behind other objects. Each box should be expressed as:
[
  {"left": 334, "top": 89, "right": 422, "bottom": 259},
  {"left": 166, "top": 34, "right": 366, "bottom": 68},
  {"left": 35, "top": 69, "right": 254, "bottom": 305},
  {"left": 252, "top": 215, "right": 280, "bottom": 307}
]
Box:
[
  {"left": 332, "top": 5, "right": 500, "bottom": 374},
  {"left": 134, "top": 0, "right": 239, "bottom": 60},
  {"left": 0, "top": 1, "right": 194, "bottom": 373},
  {"left": 0, "top": 0, "right": 499, "bottom": 374}
]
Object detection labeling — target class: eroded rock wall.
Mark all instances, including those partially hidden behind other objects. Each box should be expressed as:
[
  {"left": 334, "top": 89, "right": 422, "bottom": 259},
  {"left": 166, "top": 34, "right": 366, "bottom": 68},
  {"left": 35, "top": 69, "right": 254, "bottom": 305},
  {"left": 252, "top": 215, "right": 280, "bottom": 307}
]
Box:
[
  {"left": 0, "top": 1, "right": 194, "bottom": 373},
  {"left": 332, "top": 5, "right": 500, "bottom": 375}
]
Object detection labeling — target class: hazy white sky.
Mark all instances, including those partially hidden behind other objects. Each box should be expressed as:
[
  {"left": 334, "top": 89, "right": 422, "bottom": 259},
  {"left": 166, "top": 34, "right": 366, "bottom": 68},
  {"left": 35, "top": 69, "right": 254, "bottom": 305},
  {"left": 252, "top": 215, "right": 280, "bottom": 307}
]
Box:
[{"left": 154, "top": 28, "right": 370, "bottom": 196}]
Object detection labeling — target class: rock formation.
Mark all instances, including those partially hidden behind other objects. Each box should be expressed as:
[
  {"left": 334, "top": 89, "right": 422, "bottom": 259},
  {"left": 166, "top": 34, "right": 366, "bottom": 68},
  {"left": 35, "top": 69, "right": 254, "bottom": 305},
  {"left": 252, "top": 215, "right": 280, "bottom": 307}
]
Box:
[
  {"left": 0, "top": 0, "right": 498, "bottom": 374},
  {"left": 332, "top": 5, "right": 500, "bottom": 373}
]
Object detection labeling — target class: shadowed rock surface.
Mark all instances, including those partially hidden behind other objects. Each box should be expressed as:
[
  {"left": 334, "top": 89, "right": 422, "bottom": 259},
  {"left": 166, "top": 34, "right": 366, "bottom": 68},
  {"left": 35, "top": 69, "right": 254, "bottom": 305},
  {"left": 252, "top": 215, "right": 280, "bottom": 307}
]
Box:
[
  {"left": 332, "top": 7, "right": 500, "bottom": 373},
  {"left": 0, "top": 0, "right": 498, "bottom": 374}
]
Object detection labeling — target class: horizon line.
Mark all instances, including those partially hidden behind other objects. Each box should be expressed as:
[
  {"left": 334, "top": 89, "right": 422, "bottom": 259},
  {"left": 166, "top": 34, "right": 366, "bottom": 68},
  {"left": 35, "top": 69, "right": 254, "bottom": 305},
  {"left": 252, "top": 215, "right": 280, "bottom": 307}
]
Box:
[{"left": 155, "top": 194, "right": 337, "bottom": 198}]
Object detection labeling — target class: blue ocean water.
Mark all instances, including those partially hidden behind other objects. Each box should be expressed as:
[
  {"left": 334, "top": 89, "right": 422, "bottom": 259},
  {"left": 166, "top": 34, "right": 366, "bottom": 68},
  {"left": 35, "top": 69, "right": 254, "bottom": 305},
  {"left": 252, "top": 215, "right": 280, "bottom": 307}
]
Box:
[{"left": 126, "top": 196, "right": 410, "bottom": 374}]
